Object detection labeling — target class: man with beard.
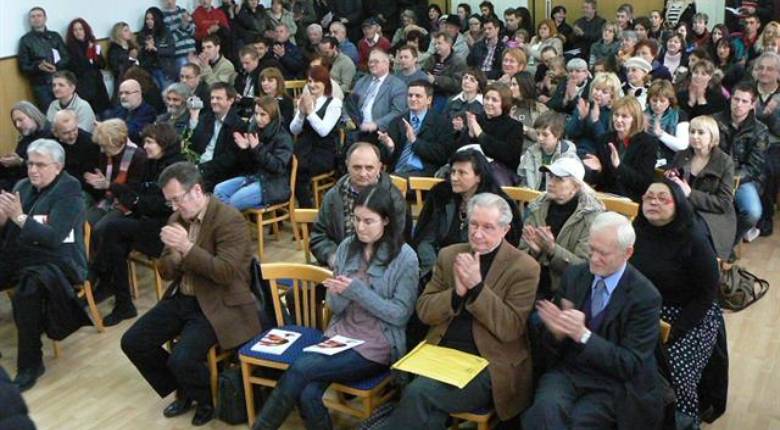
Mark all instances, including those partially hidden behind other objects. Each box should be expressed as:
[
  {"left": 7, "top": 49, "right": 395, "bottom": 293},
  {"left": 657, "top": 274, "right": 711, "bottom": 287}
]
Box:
[{"left": 157, "top": 82, "right": 193, "bottom": 136}]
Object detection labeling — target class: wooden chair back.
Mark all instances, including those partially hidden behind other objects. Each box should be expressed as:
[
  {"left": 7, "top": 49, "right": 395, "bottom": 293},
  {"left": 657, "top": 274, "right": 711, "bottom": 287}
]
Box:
[
  {"left": 501, "top": 186, "right": 543, "bottom": 208},
  {"left": 389, "top": 175, "right": 408, "bottom": 195},
  {"left": 261, "top": 263, "right": 333, "bottom": 329},
  {"left": 285, "top": 80, "right": 307, "bottom": 99},
  {"left": 597, "top": 194, "right": 639, "bottom": 220},
  {"left": 408, "top": 177, "right": 444, "bottom": 217},
  {"left": 293, "top": 209, "right": 319, "bottom": 264}
]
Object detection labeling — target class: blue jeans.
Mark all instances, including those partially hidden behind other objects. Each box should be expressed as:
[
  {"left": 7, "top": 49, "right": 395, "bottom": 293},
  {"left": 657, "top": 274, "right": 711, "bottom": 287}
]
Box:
[
  {"left": 261, "top": 350, "right": 385, "bottom": 428},
  {"left": 213, "top": 176, "right": 263, "bottom": 210},
  {"left": 734, "top": 181, "right": 762, "bottom": 243}
]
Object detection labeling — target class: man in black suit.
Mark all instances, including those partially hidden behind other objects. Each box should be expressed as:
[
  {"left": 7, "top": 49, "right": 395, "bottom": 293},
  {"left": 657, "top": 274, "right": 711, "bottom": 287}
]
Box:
[
  {"left": 523, "top": 211, "right": 664, "bottom": 429},
  {"left": 188, "top": 82, "right": 245, "bottom": 189},
  {"left": 377, "top": 80, "right": 451, "bottom": 177},
  {"left": 51, "top": 110, "right": 100, "bottom": 195}
]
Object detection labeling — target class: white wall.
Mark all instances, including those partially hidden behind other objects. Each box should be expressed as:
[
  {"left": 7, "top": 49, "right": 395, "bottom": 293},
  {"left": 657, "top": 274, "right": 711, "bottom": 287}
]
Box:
[
  {"left": 449, "top": 0, "right": 529, "bottom": 15},
  {"left": 0, "top": 0, "right": 203, "bottom": 58}
]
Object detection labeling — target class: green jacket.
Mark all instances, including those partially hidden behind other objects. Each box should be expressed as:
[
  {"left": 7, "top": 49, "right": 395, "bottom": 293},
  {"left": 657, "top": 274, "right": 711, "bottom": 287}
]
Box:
[{"left": 518, "top": 190, "right": 604, "bottom": 293}]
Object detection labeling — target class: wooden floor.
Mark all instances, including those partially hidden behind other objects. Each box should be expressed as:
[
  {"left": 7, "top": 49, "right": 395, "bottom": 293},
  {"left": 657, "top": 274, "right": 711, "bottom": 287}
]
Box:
[{"left": 1, "top": 220, "right": 780, "bottom": 430}]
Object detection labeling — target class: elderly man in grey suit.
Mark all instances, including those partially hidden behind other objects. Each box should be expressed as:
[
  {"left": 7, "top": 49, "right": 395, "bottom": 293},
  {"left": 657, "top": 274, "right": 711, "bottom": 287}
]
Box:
[
  {"left": 345, "top": 48, "right": 407, "bottom": 144},
  {"left": 522, "top": 212, "right": 664, "bottom": 429}
]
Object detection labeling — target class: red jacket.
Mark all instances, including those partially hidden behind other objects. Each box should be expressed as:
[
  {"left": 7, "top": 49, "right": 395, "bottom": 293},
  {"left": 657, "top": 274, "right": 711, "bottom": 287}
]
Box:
[
  {"left": 357, "top": 36, "right": 391, "bottom": 70},
  {"left": 192, "top": 6, "right": 230, "bottom": 40}
]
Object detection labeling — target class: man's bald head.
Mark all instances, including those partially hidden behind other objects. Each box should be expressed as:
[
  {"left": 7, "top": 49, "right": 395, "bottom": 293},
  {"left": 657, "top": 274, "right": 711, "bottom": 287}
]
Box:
[
  {"left": 53, "top": 110, "right": 80, "bottom": 145},
  {"left": 118, "top": 79, "right": 143, "bottom": 110}
]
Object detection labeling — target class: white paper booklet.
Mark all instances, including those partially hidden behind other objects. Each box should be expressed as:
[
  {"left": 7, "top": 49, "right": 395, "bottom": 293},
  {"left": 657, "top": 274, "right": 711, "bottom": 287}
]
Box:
[
  {"left": 303, "top": 335, "right": 364, "bottom": 356},
  {"left": 250, "top": 329, "right": 302, "bottom": 355}
]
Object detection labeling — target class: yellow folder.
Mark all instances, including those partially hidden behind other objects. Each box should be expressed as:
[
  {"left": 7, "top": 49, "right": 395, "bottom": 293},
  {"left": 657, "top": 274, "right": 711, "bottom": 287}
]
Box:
[{"left": 392, "top": 342, "right": 489, "bottom": 389}]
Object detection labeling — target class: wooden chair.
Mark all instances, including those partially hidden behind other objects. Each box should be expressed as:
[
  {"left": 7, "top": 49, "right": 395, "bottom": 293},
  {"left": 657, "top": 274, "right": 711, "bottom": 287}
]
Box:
[
  {"left": 239, "top": 263, "right": 333, "bottom": 424},
  {"left": 660, "top": 320, "right": 671, "bottom": 344},
  {"left": 501, "top": 186, "right": 544, "bottom": 208},
  {"left": 597, "top": 194, "right": 639, "bottom": 220},
  {"left": 390, "top": 175, "right": 408, "bottom": 195},
  {"left": 408, "top": 177, "right": 444, "bottom": 217},
  {"left": 293, "top": 208, "right": 319, "bottom": 263},
  {"left": 208, "top": 344, "right": 234, "bottom": 407},
  {"left": 285, "top": 80, "right": 307, "bottom": 99},
  {"left": 77, "top": 222, "right": 104, "bottom": 332},
  {"left": 312, "top": 170, "right": 337, "bottom": 209},
  {"left": 127, "top": 251, "right": 164, "bottom": 301},
  {"left": 243, "top": 156, "right": 300, "bottom": 260},
  {"left": 450, "top": 408, "right": 496, "bottom": 430}
]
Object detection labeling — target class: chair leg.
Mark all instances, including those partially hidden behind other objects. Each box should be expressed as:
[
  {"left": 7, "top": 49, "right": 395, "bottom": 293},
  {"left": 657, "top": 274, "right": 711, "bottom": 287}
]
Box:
[
  {"left": 82, "top": 280, "right": 104, "bottom": 333},
  {"left": 271, "top": 213, "right": 281, "bottom": 240},
  {"left": 52, "top": 340, "right": 62, "bottom": 358},
  {"left": 257, "top": 213, "right": 265, "bottom": 261},
  {"left": 241, "top": 360, "right": 257, "bottom": 425},
  {"left": 153, "top": 265, "right": 163, "bottom": 301},
  {"left": 208, "top": 346, "right": 219, "bottom": 407},
  {"left": 128, "top": 260, "right": 140, "bottom": 299}
]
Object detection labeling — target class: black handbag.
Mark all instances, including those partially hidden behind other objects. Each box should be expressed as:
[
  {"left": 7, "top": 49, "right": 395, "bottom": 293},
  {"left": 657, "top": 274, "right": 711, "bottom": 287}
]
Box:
[
  {"left": 249, "top": 257, "right": 277, "bottom": 330},
  {"left": 216, "top": 366, "right": 247, "bottom": 424}
]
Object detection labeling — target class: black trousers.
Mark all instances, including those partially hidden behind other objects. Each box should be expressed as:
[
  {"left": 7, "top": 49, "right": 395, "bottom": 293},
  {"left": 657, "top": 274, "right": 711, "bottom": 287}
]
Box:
[
  {"left": 92, "top": 216, "right": 164, "bottom": 308},
  {"left": 121, "top": 294, "right": 218, "bottom": 405},
  {"left": 11, "top": 286, "right": 44, "bottom": 371}
]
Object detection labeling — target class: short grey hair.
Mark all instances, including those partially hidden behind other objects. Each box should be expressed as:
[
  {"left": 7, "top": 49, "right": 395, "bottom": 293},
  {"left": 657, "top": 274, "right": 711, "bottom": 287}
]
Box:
[
  {"left": 467, "top": 192, "right": 513, "bottom": 227},
  {"left": 621, "top": 30, "right": 638, "bottom": 42},
  {"left": 589, "top": 211, "right": 635, "bottom": 250},
  {"left": 753, "top": 52, "right": 780, "bottom": 80},
  {"left": 27, "top": 139, "right": 66, "bottom": 165},
  {"left": 307, "top": 23, "right": 323, "bottom": 34},
  {"left": 163, "top": 82, "right": 192, "bottom": 100},
  {"left": 11, "top": 101, "right": 47, "bottom": 131}
]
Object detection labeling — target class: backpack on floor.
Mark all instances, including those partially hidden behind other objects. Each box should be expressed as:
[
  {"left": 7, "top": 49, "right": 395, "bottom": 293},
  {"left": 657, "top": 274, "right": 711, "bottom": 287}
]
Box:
[
  {"left": 718, "top": 264, "right": 769, "bottom": 311},
  {"left": 216, "top": 366, "right": 247, "bottom": 425}
]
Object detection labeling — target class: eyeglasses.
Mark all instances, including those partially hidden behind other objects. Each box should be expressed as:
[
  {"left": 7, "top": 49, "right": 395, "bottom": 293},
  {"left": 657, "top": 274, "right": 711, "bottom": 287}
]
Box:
[
  {"left": 165, "top": 187, "right": 193, "bottom": 208},
  {"left": 118, "top": 90, "right": 140, "bottom": 96},
  {"left": 26, "top": 160, "right": 55, "bottom": 169},
  {"left": 641, "top": 192, "right": 673, "bottom": 205}
]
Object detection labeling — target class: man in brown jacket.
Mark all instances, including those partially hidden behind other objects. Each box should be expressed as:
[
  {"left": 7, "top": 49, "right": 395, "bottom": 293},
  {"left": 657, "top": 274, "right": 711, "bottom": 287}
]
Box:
[
  {"left": 121, "top": 162, "right": 260, "bottom": 426},
  {"left": 382, "top": 192, "right": 539, "bottom": 428}
]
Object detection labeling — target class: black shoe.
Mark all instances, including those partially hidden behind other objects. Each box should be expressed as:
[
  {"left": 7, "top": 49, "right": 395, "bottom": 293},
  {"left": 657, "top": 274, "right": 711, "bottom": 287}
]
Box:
[
  {"left": 192, "top": 403, "right": 214, "bottom": 426},
  {"left": 163, "top": 397, "right": 193, "bottom": 418},
  {"left": 13, "top": 365, "right": 45, "bottom": 392},
  {"left": 103, "top": 304, "right": 138, "bottom": 327}
]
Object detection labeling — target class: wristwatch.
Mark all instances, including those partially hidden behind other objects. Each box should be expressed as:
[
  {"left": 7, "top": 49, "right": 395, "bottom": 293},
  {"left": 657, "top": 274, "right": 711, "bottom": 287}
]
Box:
[
  {"left": 15, "top": 214, "right": 27, "bottom": 226},
  {"left": 579, "top": 329, "right": 592, "bottom": 345}
]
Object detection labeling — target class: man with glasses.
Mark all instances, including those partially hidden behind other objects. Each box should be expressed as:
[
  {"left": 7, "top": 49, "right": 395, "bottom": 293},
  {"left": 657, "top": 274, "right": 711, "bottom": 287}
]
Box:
[
  {"left": 52, "top": 110, "right": 100, "bottom": 194},
  {"left": 121, "top": 161, "right": 260, "bottom": 426},
  {"left": 523, "top": 211, "right": 664, "bottom": 429},
  {"left": 102, "top": 78, "right": 157, "bottom": 143},
  {"left": 0, "top": 139, "right": 90, "bottom": 392}
]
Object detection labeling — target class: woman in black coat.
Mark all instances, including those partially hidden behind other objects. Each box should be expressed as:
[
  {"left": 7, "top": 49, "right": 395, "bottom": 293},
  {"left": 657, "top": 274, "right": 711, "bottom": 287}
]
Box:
[
  {"left": 583, "top": 95, "right": 659, "bottom": 202},
  {"left": 213, "top": 95, "right": 294, "bottom": 209},
  {"left": 90, "top": 122, "right": 184, "bottom": 326},
  {"left": 412, "top": 149, "right": 522, "bottom": 277},
  {"left": 677, "top": 59, "right": 728, "bottom": 120},
  {"left": 138, "top": 7, "right": 177, "bottom": 89},
  {"left": 65, "top": 18, "right": 111, "bottom": 114},
  {"left": 630, "top": 178, "right": 721, "bottom": 428},
  {"left": 454, "top": 83, "right": 525, "bottom": 186}
]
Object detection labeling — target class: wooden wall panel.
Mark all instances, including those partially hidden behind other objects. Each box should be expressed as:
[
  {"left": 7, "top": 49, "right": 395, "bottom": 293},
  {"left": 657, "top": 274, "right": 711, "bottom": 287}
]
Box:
[{"left": 0, "top": 56, "right": 33, "bottom": 155}]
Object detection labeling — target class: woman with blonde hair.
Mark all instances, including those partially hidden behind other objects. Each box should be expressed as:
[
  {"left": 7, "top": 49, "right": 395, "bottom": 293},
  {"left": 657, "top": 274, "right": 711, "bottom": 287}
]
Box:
[
  {"left": 527, "top": 19, "right": 564, "bottom": 75},
  {"left": 667, "top": 115, "right": 736, "bottom": 259},
  {"left": 497, "top": 48, "right": 529, "bottom": 84},
  {"left": 582, "top": 96, "right": 659, "bottom": 201},
  {"left": 565, "top": 72, "right": 622, "bottom": 156},
  {"left": 108, "top": 22, "right": 139, "bottom": 84}
]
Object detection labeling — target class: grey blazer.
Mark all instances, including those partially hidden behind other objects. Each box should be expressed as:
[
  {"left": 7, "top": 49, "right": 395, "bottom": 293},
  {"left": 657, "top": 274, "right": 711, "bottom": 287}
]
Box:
[{"left": 346, "top": 74, "right": 407, "bottom": 130}]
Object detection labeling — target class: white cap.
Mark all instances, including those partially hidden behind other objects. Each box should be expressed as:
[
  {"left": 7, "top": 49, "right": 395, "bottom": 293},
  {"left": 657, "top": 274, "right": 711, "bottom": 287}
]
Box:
[{"left": 539, "top": 157, "right": 585, "bottom": 181}]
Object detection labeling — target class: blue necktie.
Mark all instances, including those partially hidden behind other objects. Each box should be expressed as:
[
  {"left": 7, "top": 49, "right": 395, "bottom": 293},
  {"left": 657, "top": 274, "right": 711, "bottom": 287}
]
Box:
[
  {"left": 396, "top": 114, "right": 423, "bottom": 173},
  {"left": 591, "top": 279, "right": 608, "bottom": 316}
]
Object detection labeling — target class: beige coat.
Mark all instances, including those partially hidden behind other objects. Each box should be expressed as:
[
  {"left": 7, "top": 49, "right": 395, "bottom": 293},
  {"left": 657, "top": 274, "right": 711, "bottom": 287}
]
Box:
[{"left": 416, "top": 241, "right": 540, "bottom": 420}]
